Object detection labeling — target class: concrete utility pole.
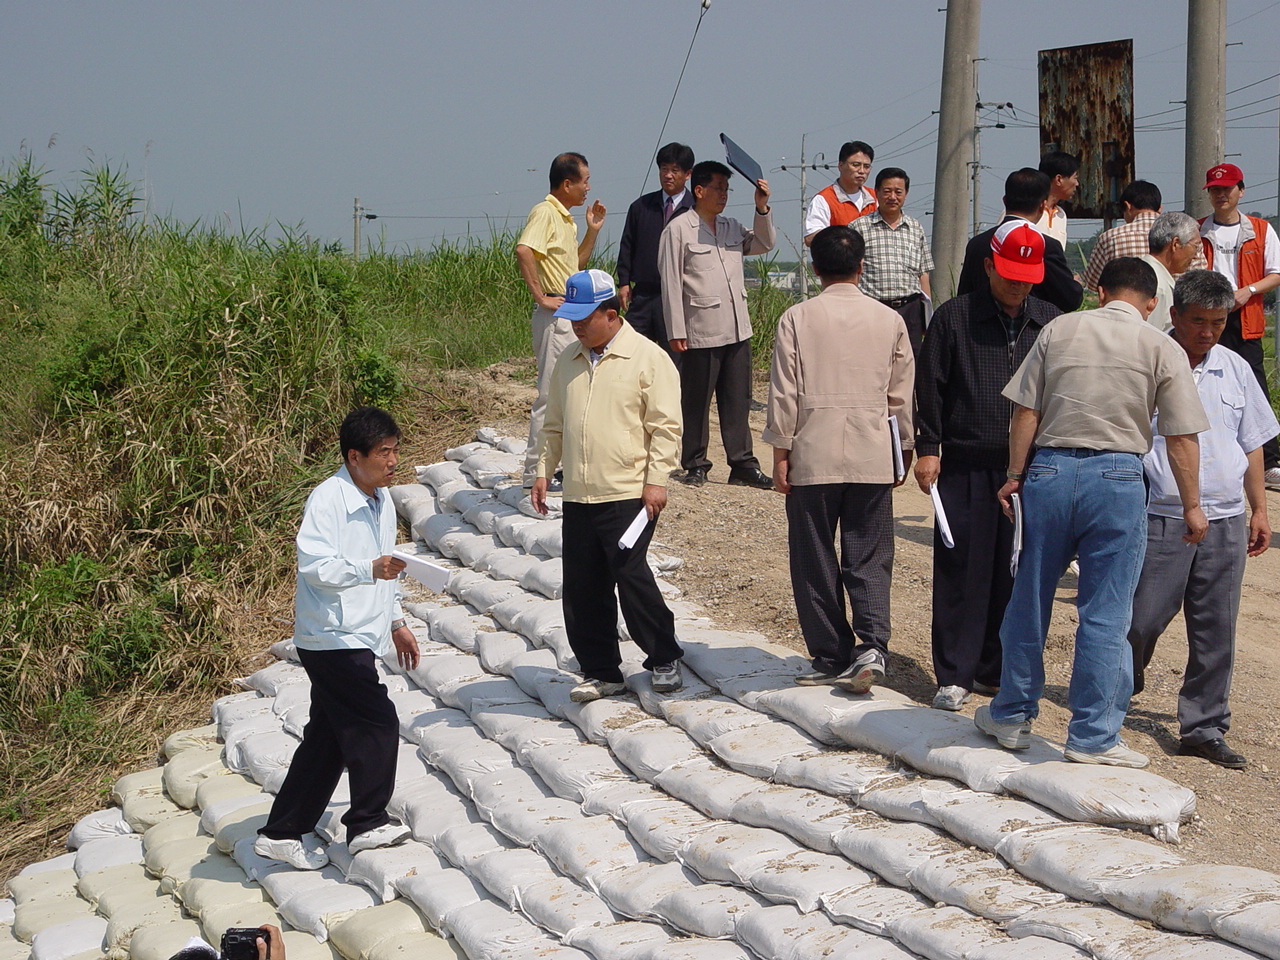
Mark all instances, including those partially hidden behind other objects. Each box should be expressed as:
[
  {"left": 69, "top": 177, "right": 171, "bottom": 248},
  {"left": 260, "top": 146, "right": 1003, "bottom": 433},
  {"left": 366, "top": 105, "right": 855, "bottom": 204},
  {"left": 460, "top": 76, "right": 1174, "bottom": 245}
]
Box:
[
  {"left": 353, "top": 197, "right": 361, "bottom": 261},
  {"left": 931, "top": 0, "right": 982, "bottom": 300},
  {"left": 799, "top": 135, "right": 809, "bottom": 299},
  {"left": 1184, "top": 0, "right": 1226, "bottom": 218}
]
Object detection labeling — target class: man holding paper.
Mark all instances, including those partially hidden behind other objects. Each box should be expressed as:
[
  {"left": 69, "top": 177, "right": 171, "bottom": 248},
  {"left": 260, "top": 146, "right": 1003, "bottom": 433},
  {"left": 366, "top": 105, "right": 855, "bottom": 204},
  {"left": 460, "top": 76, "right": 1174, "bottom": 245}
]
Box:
[
  {"left": 914, "top": 220, "right": 1060, "bottom": 711},
  {"left": 255, "top": 407, "right": 420, "bottom": 871},
  {"left": 532, "top": 269, "right": 685, "bottom": 702},
  {"left": 765, "top": 225, "right": 914, "bottom": 693}
]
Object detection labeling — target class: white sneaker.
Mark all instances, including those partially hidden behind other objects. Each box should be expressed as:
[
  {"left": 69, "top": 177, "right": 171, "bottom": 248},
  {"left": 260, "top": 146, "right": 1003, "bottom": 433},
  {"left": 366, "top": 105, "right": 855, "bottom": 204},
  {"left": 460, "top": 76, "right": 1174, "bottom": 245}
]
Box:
[
  {"left": 837, "top": 649, "right": 886, "bottom": 694},
  {"left": 1265, "top": 466, "right": 1280, "bottom": 491},
  {"left": 651, "top": 662, "right": 683, "bottom": 694},
  {"left": 973, "top": 704, "right": 1032, "bottom": 750},
  {"left": 254, "top": 834, "right": 329, "bottom": 870},
  {"left": 1063, "top": 740, "right": 1149, "bottom": 769},
  {"left": 348, "top": 821, "right": 411, "bottom": 854},
  {"left": 932, "top": 685, "right": 971, "bottom": 711},
  {"left": 570, "top": 678, "right": 626, "bottom": 703}
]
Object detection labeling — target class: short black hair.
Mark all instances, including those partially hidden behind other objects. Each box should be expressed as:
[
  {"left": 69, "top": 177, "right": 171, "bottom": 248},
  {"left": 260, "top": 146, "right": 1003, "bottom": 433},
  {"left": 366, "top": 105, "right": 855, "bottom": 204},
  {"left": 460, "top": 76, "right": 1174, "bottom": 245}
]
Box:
[
  {"left": 655, "top": 142, "right": 695, "bottom": 171},
  {"left": 1098, "top": 256, "right": 1158, "bottom": 300},
  {"left": 1003, "top": 168, "right": 1051, "bottom": 217},
  {"left": 1120, "top": 180, "right": 1161, "bottom": 212},
  {"left": 691, "top": 160, "right": 732, "bottom": 191},
  {"left": 340, "top": 406, "right": 401, "bottom": 462},
  {"left": 839, "top": 141, "right": 875, "bottom": 163},
  {"left": 1039, "top": 150, "right": 1080, "bottom": 179},
  {"left": 810, "top": 225, "right": 865, "bottom": 279},
  {"left": 875, "top": 167, "right": 910, "bottom": 192},
  {"left": 549, "top": 152, "right": 588, "bottom": 192}
]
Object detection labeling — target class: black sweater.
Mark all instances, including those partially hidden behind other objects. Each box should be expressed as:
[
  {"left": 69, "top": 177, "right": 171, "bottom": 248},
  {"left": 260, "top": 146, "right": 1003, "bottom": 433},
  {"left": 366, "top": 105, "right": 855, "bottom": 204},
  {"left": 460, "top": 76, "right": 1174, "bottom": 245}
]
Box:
[{"left": 956, "top": 216, "right": 1083, "bottom": 314}]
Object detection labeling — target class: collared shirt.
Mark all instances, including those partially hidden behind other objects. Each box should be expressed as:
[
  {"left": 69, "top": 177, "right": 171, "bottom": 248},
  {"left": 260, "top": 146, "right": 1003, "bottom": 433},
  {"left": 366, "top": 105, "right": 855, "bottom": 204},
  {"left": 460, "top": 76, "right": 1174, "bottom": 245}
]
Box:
[
  {"left": 804, "top": 182, "right": 876, "bottom": 235},
  {"left": 1139, "top": 254, "right": 1176, "bottom": 332},
  {"left": 850, "top": 212, "right": 934, "bottom": 301},
  {"left": 1035, "top": 204, "right": 1069, "bottom": 246},
  {"left": 588, "top": 329, "right": 620, "bottom": 370},
  {"left": 1146, "top": 343, "right": 1279, "bottom": 520},
  {"left": 1082, "top": 212, "right": 1210, "bottom": 292},
  {"left": 517, "top": 194, "right": 578, "bottom": 297},
  {"left": 537, "top": 320, "right": 682, "bottom": 502},
  {"left": 294, "top": 465, "right": 404, "bottom": 655},
  {"left": 1004, "top": 300, "right": 1209, "bottom": 454}
]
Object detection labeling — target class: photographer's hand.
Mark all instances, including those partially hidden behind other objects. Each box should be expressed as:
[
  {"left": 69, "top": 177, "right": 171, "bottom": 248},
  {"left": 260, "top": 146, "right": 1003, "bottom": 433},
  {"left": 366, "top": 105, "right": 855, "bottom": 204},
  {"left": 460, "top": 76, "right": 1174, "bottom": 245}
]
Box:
[{"left": 257, "top": 925, "right": 284, "bottom": 960}]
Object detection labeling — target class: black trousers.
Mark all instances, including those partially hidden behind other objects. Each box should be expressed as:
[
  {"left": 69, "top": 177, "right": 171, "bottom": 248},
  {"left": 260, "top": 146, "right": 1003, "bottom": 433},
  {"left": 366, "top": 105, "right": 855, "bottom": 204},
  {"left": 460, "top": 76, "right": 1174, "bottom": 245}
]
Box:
[
  {"left": 882, "top": 294, "right": 926, "bottom": 361},
  {"left": 627, "top": 289, "right": 679, "bottom": 366},
  {"left": 680, "top": 338, "right": 760, "bottom": 473},
  {"left": 930, "top": 465, "right": 1011, "bottom": 690},
  {"left": 562, "top": 499, "right": 683, "bottom": 683},
  {"left": 785, "top": 482, "right": 894, "bottom": 670},
  {"left": 1219, "top": 309, "right": 1279, "bottom": 468},
  {"left": 259, "top": 647, "right": 399, "bottom": 843}
]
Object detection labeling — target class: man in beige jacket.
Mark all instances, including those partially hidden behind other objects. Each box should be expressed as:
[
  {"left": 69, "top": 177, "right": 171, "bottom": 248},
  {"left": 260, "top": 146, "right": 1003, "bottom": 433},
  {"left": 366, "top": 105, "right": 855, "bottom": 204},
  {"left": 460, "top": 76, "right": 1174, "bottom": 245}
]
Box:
[
  {"left": 533, "top": 269, "right": 685, "bottom": 702},
  {"left": 765, "top": 225, "right": 915, "bottom": 693},
  {"left": 659, "top": 159, "right": 775, "bottom": 488}
]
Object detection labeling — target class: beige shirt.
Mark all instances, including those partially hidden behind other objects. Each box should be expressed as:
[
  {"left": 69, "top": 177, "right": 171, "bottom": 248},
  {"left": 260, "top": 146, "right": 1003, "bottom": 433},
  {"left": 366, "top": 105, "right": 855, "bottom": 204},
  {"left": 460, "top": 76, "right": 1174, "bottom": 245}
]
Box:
[
  {"left": 763, "top": 283, "right": 915, "bottom": 485},
  {"left": 1139, "top": 253, "right": 1175, "bottom": 333},
  {"left": 659, "top": 207, "right": 775, "bottom": 349},
  {"left": 1003, "top": 300, "right": 1208, "bottom": 454},
  {"left": 536, "top": 320, "right": 682, "bottom": 503}
]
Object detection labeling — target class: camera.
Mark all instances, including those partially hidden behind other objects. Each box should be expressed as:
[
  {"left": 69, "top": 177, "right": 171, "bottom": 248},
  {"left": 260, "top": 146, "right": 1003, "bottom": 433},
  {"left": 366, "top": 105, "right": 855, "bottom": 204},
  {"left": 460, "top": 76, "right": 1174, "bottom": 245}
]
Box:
[{"left": 220, "top": 928, "right": 268, "bottom": 960}]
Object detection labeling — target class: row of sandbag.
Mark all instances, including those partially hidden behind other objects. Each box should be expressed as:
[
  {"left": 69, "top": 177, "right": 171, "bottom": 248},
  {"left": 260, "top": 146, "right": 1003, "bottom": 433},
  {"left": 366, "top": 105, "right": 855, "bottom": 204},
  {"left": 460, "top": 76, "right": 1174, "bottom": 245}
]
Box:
[{"left": 379, "top": 600, "right": 1276, "bottom": 960}]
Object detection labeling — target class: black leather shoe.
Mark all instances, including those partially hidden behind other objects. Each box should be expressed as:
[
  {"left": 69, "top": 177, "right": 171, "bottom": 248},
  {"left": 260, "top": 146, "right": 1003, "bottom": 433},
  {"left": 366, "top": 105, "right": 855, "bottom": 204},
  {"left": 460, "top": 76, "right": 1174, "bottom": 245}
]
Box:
[
  {"left": 1178, "top": 737, "right": 1247, "bottom": 769},
  {"left": 749, "top": 398, "right": 766, "bottom": 412},
  {"left": 728, "top": 467, "right": 773, "bottom": 489},
  {"left": 679, "top": 467, "right": 707, "bottom": 486}
]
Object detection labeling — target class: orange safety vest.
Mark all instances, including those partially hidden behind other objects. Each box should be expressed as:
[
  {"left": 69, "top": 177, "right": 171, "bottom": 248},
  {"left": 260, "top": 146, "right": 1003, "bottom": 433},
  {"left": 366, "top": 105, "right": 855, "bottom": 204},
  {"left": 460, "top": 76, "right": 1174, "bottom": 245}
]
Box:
[
  {"left": 1200, "top": 214, "right": 1271, "bottom": 339},
  {"left": 818, "top": 184, "right": 877, "bottom": 226}
]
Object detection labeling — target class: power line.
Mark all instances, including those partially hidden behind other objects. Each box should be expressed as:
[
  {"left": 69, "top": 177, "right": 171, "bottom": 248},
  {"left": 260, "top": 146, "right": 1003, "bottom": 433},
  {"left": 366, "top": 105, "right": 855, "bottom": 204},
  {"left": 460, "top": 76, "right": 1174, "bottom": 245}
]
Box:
[{"left": 638, "top": 0, "right": 710, "bottom": 195}]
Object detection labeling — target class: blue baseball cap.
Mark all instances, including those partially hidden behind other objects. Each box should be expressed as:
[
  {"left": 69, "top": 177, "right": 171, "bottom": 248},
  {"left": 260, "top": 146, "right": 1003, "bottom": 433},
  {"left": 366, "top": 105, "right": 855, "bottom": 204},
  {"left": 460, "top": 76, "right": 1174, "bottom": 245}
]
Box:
[{"left": 554, "top": 269, "right": 618, "bottom": 321}]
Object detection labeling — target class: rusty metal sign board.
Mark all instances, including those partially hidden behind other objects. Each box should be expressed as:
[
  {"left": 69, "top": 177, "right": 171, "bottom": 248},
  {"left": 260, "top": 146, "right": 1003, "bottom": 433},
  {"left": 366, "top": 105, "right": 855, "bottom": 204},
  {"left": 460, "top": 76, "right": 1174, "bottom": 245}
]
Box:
[{"left": 1038, "top": 39, "right": 1134, "bottom": 221}]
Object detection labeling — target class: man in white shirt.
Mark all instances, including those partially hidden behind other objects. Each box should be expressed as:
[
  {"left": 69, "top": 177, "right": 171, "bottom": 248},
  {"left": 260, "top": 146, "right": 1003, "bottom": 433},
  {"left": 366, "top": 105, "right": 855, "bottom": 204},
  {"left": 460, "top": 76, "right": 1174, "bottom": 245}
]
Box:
[
  {"left": 256, "top": 407, "right": 421, "bottom": 869},
  {"left": 803, "top": 140, "right": 877, "bottom": 245},
  {"left": 1128, "top": 270, "right": 1277, "bottom": 769},
  {"left": 1139, "top": 212, "right": 1200, "bottom": 332},
  {"left": 1035, "top": 150, "right": 1079, "bottom": 247}
]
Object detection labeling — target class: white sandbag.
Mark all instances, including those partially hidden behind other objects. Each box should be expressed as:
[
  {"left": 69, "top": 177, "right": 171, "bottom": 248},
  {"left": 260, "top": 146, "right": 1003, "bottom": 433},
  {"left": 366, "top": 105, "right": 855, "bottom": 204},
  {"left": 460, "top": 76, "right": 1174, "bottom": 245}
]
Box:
[
  {"left": 832, "top": 819, "right": 958, "bottom": 888},
  {"left": 72, "top": 834, "right": 145, "bottom": 878},
  {"left": 770, "top": 751, "right": 898, "bottom": 801},
  {"left": 427, "top": 606, "right": 491, "bottom": 654},
  {"left": 162, "top": 744, "right": 231, "bottom": 810},
  {"left": 676, "top": 824, "right": 805, "bottom": 887},
  {"left": 427, "top": 740, "right": 518, "bottom": 797},
  {"left": 198, "top": 901, "right": 285, "bottom": 949},
  {"left": 535, "top": 816, "right": 648, "bottom": 882},
  {"left": 271, "top": 678, "right": 312, "bottom": 717},
  {"left": 477, "top": 631, "right": 532, "bottom": 674},
  {"left": 207, "top": 798, "right": 273, "bottom": 853},
  {"left": 520, "top": 558, "right": 564, "bottom": 600},
  {"left": 345, "top": 841, "right": 436, "bottom": 903},
  {"left": 178, "top": 869, "right": 266, "bottom": 920},
  {"left": 995, "top": 824, "right": 1186, "bottom": 904},
  {"left": 618, "top": 799, "right": 718, "bottom": 863},
  {"left": 886, "top": 906, "right": 1003, "bottom": 960},
  {"left": 473, "top": 546, "right": 524, "bottom": 575},
  {"left": 659, "top": 698, "right": 773, "bottom": 743},
  {"left": 447, "top": 441, "right": 490, "bottom": 462},
  {"left": 458, "top": 579, "right": 527, "bottom": 615},
  {"left": 163, "top": 723, "right": 221, "bottom": 759},
  {"left": 920, "top": 787, "right": 1063, "bottom": 853},
  {"left": 422, "top": 461, "right": 466, "bottom": 490},
  {"left": 223, "top": 712, "right": 285, "bottom": 772},
  {"left": 11, "top": 898, "right": 97, "bottom": 946},
  {"left": 1005, "top": 901, "right": 1159, "bottom": 954},
  {"left": 1212, "top": 900, "right": 1280, "bottom": 959},
  {"left": 387, "top": 686, "right": 443, "bottom": 727},
  {"left": 486, "top": 552, "right": 543, "bottom": 584},
  {"left": 513, "top": 875, "right": 615, "bottom": 938},
  {"left": 414, "top": 656, "right": 488, "bottom": 699},
  {"left": 494, "top": 513, "right": 543, "bottom": 549},
  {"left": 488, "top": 796, "right": 584, "bottom": 848},
  {"left": 8, "top": 868, "right": 79, "bottom": 906},
  {"left": 445, "top": 488, "right": 495, "bottom": 519},
  {"left": 522, "top": 742, "right": 633, "bottom": 802},
  {"left": 654, "top": 884, "right": 764, "bottom": 939},
  {"left": 257, "top": 860, "right": 343, "bottom": 905},
  {"left": 395, "top": 861, "right": 487, "bottom": 934},
  {"left": 442, "top": 570, "right": 487, "bottom": 603},
  {"left": 499, "top": 716, "right": 583, "bottom": 763},
  {"left": 469, "top": 848, "right": 559, "bottom": 908},
  {"left": 703, "top": 725, "right": 823, "bottom": 780},
  {"left": 399, "top": 703, "right": 472, "bottom": 748},
  {"left": 579, "top": 779, "right": 664, "bottom": 817},
  {"left": 461, "top": 451, "right": 522, "bottom": 488},
  {"left": 510, "top": 601, "right": 566, "bottom": 646},
  {"left": 267, "top": 638, "right": 299, "bottom": 662},
  {"left": 240, "top": 659, "right": 306, "bottom": 695},
  {"left": 389, "top": 479, "right": 435, "bottom": 510},
  {"left": 643, "top": 939, "right": 753, "bottom": 960},
  {"left": 464, "top": 500, "right": 522, "bottom": 535},
  {"left": 967, "top": 936, "right": 1093, "bottom": 960},
  {"left": 1097, "top": 864, "right": 1280, "bottom": 936},
  {"left": 606, "top": 722, "right": 702, "bottom": 782},
  {"left": 507, "top": 650, "right": 564, "bottom": 699},
  {"left": 593, "top": 861, "right": 699, "bottom": 920},
  {"left": 17, "top": 852, "right": 78, "bottom": 878},
  {"left": 211, "top": 690, "right": 269, "bottom": 728},
  {"left": 737, "top": 904, "right": 908, "bottom": 960},
  {"left": 193, "top": 772, "right": 260, "bottom": 813},
  {"left": 76, "top": 862, "right": 147, "bottom": 909},
  {"left": 563, "top": 921, "right": 670, "bottom": 960},
  {"left": 452, "top": 532, "right": 504, "bottom": 568},
  {"left": 751, "top": 848, "right": 875, "bottom": 913},
  {"left": 328, "top": 899, "right": 429, "bottom": 960},
  {"left": 435, "top": 822, "right": 514, "bottom": 872},
  {"left": 389, "top": 769, "right": 473, "bottom": 836},
  {"left": 907, "top": 850, "right": 1065, "bottom": 922},
  {"left": 490, "top": 595, "right": 551, "bottom": 633},
  {"left": 447, "top": 900, "right": 551, "bottom": 960},
  {"left": 750, "top": 686, "right": 871, "bottom": 745},
  {"left": 67, "top": 808, "right": 132, "bottom": 850},
  {"left": 120, "top": 919, "right": 208, "bottom": 960},
  {"left": 858, "top": 779, "right": 960, "bottom": 827},
  {"left": 1000, "top": 762, "right": 1196, "bottom": 842},
  {"left": 516, "top": 520, "right": 563, "bottom": 559},
  {"left": 654, "top": 757, "right": 766, "bottom": 821},
  {"left": 820, "top": 883, "right": 933, "bottom": 938},
  {"left": 100, "top": 891, "right": 184, "bottom": 956},
  {"left": 28, "top": 916, "right": 107, "bottom": 960},
  {"left": 433, "top": 481, "right": 476, "bottom": 516},
  {"left": 239, "top": 730, "right": 299, "bottom": 788},
  {"left": 421, "top": 513, "right": 471, "bottom": 550},
  {"left": 563, "top": 698, "right": 651, "bottom": 746},
  {"left": 275, "top": 876, "right": 380, "bottom": 941},
  {"left": 731, "top": 785, "right": 858, "bottom": 855},
  {"left": 469, "top": 766, "right": 556, "bottom": 814},
  {"left": 366, "top": 930, "right": 467, "bottom": 960}
]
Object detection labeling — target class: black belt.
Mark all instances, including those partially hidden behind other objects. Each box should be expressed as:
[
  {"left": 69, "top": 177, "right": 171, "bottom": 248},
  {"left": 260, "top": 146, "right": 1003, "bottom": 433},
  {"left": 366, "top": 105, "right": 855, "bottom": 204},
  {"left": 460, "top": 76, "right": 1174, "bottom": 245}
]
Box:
[
  {"left": 630, "top": 281, "right": 661, "bottom": 295},
  {"left": 878, "top": 292, "right": 924, "bottom": 308}
]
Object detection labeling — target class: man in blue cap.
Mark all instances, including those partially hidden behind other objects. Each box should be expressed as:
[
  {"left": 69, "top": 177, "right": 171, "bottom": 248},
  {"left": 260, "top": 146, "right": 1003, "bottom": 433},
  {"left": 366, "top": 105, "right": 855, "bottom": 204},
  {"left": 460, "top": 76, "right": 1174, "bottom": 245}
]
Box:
[{"left": 532, "top": 269, "right": 685, "bottom": 701}]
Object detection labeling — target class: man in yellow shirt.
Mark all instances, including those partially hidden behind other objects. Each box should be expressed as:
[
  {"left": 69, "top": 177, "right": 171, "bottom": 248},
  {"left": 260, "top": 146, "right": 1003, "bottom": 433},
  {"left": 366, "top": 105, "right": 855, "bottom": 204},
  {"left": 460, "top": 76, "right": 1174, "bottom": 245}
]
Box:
[
  {"left": 516, "top": 152, "right": 607, "bottom": 486},
  {"left": 532, "top": 269, "right": 684, "bottom": 702}
]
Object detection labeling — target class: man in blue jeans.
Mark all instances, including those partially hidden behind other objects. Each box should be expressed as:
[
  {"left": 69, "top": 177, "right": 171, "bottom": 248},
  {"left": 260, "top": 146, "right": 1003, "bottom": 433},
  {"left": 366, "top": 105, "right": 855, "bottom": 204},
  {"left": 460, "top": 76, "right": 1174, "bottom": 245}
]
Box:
[{"left": 974, "top": 258, "right": 1210, "bottom": 768}]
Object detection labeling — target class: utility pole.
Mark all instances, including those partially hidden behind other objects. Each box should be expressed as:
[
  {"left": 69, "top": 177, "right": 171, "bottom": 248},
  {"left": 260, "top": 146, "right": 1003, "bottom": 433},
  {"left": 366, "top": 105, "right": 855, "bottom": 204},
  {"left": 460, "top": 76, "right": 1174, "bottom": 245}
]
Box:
[
  {"left": 353, "top": 197, "right": 362, "bottom": 262},
  {"left": 799, "top": 134, "right": 809, "bottom": 298},
  {"left": 931, "top": 0, "right": 981, "bottom": 300},
  {"left": 1184, "top": 0, "right": 1225, "bottom": 218}
]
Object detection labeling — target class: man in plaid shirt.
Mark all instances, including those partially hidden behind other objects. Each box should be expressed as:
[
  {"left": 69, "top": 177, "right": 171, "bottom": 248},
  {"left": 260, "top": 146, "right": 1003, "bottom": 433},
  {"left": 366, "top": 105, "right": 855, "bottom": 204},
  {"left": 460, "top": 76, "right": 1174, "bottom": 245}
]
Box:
[{"left": 1082, "top": 180, "right": 1206, "bottom": 291}]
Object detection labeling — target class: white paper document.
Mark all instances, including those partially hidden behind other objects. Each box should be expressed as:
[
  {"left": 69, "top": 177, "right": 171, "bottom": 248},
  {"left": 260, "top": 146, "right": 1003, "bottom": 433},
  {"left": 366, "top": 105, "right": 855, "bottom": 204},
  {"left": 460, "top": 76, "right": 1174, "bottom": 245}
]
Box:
[
  {"left": 888, "top": 415, "right": 905, "bottom": 482},
  {"left": 1009, "top": 493, "right": 1024, "bottom": 577},
  {"left": 393, "top": 550, "right": 451, "bottom": 593},
  {"left": 929, "top": 483, "right": 955, "bottom": 548},
  {"left": 618, "top": 506, "right": 651, "bottom": 550}
]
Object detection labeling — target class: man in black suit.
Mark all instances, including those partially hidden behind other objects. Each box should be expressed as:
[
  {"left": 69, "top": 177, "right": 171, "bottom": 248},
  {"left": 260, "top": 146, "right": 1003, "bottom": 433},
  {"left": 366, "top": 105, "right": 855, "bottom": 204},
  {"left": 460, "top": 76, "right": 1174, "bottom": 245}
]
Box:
[
  {"left": 956, "top": 168, "right": 1083, "bottom": 314},
  {"left": 617, "top": 142, "right": 696, "bottom": 361}
]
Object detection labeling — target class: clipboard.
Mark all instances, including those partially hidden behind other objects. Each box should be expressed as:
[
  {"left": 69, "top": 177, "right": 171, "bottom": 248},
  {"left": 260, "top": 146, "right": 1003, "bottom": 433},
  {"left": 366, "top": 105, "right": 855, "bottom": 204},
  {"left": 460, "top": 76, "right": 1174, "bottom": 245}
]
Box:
[
  {"left": 1009, "top": 493, "right": 1024, "bottom": 577},
  {"left": 720, "top": 133, "right": 763, "bottom": 187},
  {"left": 393, "top": 550, "right": 451, "bottom": 593},
  {"left": 888, "top": 415, "right": 906, "bottom": 483},
  {"left": 929, "top": 483, "right": 955, "bottom": 549},
  {"left": 618, "top": 506, "right": 651, "bottom": 550}
]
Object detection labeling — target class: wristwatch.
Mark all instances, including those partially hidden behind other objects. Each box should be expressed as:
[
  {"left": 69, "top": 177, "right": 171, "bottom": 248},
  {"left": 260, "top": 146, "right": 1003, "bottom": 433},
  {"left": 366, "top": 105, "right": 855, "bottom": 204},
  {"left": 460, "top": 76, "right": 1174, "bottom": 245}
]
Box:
[
  {"left": 1006, "top": 470, "right": 1026, "bottom": 481},
  {"left": 1248, "top": 284, "right": 1258, "bottom": 295}
]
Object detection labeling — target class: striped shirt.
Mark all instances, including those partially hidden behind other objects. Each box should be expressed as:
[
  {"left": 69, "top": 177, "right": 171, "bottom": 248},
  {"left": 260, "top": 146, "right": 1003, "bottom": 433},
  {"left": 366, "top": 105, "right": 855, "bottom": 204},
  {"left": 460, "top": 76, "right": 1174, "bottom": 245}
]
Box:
[
  {"left": 851, "top": 212, "right": 934, "bottom": 301},
  {"left": 1082, "top": 210, "right": 1208, "bottom": 291}
]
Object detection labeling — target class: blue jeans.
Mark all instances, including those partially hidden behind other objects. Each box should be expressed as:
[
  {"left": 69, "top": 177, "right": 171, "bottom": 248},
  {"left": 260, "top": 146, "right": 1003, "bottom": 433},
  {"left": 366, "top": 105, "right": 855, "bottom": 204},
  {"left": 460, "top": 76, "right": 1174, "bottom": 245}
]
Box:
[{"left": 991, "top": 448, "right": 1148, "bottom": 753}]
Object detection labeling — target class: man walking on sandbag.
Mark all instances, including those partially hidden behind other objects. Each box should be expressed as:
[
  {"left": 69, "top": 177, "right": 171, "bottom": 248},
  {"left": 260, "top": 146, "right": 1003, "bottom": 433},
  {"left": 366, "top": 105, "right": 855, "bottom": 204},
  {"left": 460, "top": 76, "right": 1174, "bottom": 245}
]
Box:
[{"left": 255, "top": 406, "right": 421, "bottom": 869}]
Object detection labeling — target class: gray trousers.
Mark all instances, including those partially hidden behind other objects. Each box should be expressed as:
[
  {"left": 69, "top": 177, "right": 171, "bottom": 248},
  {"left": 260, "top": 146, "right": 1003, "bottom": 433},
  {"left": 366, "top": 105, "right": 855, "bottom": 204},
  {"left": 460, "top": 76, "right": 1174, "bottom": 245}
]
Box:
[
  {"left": 523, "top": 303, "right": 577, "bottom": 485},
  {"left": 1127, "top": 513, "right": 1246, "bottom": 744}
]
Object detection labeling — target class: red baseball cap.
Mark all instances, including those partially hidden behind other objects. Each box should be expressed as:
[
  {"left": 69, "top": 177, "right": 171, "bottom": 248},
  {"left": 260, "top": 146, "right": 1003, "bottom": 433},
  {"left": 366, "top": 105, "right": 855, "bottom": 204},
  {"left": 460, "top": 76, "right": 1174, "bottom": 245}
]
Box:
[
  {"left": 1204, "top": 163, "right": 1244, "bottom": 189},
  {"left": 990, "top": 220, "right": 1045, "bottom": 284}
]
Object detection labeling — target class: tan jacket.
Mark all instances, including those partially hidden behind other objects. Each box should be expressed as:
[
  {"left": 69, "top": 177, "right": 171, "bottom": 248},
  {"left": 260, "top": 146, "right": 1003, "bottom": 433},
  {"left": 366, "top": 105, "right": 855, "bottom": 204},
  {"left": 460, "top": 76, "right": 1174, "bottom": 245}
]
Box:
[
  {"left": 536, "top": 320, "right": 683, "bottom": 503},
  {"left": 763, "top": 283, "right": 915, "bottom": 485},
  {"left": 659, "top": 207, "right": 775, "bottom": 349}
]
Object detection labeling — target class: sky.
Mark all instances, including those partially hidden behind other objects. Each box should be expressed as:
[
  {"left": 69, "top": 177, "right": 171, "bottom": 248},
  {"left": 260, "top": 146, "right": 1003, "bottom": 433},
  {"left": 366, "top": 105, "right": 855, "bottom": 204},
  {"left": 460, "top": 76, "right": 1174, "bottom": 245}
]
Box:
[{"left": 5, "top": 1, "right": 1279, "bottom": 261}]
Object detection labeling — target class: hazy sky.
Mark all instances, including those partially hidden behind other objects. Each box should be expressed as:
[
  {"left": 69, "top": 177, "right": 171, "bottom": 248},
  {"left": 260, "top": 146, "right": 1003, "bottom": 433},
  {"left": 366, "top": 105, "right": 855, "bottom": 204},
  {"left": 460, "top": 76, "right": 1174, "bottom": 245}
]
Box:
[{"left": 5, "top": 1, "right": 1279, "bottom": 259}]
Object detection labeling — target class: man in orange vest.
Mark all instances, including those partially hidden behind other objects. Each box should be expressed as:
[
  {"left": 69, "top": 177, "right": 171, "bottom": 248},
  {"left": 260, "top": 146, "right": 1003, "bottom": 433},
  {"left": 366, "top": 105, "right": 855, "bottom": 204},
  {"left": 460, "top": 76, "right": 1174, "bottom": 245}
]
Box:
[
  {"left": 1200, "top": 163, "right": 1280, "bottom": 486},
  {"left": 803, "top": 141, "right": 877, "bottom": 246}
]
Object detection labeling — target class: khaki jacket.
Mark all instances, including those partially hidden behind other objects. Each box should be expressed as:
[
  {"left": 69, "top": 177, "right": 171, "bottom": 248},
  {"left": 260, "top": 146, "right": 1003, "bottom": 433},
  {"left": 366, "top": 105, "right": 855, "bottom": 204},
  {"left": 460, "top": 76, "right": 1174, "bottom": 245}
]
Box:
[
  {"left": 536, "top": 321, "right": 683, "bottom": 503},
  {"left": 763, "top": 283, "right": 915, "bottom": 485},
  {"left": 659, "top": 207, "right": 775, "bottom": 349}
]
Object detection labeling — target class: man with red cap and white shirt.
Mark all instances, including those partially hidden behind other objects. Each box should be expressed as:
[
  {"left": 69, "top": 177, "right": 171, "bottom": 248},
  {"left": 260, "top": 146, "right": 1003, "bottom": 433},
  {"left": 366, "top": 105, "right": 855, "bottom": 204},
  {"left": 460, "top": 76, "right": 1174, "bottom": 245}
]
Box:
[
  {"left": 1199, "top": 162, "right": 1280, "bottom": 486},
  {"left": 914, "top": 221, "right": 1061, "bottom": 711}
]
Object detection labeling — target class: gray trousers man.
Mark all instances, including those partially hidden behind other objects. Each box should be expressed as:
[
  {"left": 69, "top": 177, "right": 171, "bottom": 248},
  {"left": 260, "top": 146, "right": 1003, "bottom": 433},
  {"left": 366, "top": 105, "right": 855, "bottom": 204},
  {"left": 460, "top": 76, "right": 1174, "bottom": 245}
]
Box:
[
  {"left": 523, "top": 304, "right": 576, "bottom": 485},
  {"left": 1127, "top": 513, "right": 1246, "bottom": 744}
]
